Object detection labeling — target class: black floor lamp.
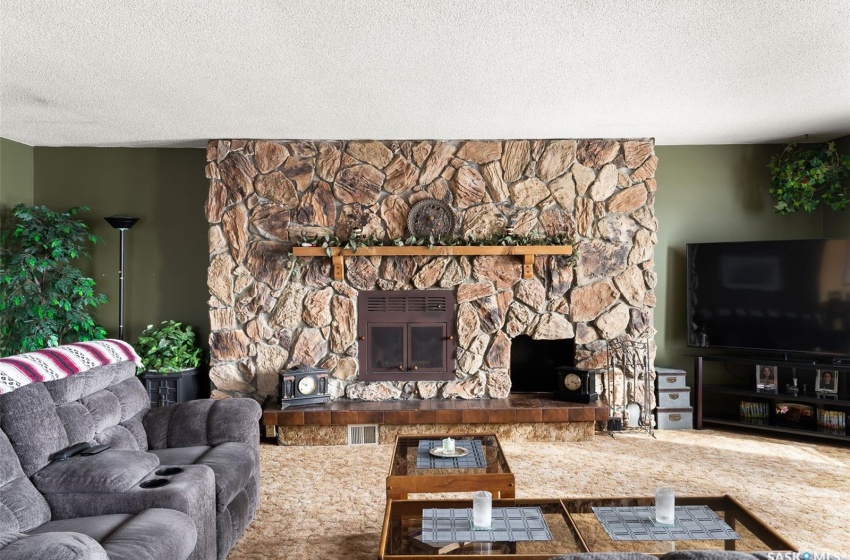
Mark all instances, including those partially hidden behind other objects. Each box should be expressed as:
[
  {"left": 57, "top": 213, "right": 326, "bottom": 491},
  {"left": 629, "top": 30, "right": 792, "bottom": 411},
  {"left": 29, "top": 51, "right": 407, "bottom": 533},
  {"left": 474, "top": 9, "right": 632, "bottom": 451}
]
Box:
[{"left": 104, "top": 215, "right": 139, "bottom": 341}]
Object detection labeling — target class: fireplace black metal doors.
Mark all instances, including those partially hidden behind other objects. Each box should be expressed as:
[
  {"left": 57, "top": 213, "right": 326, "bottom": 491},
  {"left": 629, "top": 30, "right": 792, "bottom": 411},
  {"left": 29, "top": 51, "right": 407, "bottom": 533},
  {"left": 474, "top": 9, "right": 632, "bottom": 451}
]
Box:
[{"left": 357, "top": 290, "right": 456, "bottom": 381}]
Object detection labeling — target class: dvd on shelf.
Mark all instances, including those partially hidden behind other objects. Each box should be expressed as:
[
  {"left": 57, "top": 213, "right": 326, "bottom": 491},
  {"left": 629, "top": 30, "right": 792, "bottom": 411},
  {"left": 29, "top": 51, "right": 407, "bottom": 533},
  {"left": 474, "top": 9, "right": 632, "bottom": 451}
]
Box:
[
  {"left": 816, "top": 409, "right": 846, "bottom": 431},
  {"left": 740, "top": 401, "right": 769, "bottom": 420}
]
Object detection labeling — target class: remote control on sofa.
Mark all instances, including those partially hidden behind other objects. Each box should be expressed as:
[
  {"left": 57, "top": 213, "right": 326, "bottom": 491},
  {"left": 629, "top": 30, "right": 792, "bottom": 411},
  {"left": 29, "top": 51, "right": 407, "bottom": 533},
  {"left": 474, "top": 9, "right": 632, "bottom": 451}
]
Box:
[
  {"left": 49, "top": 442, "right": 91, "bottom": 462},
  {"left": 81, "top": 444, "right": 111, "bottom": 456}
]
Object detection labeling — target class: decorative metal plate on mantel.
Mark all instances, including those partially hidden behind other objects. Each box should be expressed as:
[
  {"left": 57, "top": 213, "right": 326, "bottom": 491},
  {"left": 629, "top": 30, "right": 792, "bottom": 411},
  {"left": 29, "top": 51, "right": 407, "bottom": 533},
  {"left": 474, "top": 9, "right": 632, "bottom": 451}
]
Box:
[{"left": 407, "top": 199, "right": 455, "bottom": 238}]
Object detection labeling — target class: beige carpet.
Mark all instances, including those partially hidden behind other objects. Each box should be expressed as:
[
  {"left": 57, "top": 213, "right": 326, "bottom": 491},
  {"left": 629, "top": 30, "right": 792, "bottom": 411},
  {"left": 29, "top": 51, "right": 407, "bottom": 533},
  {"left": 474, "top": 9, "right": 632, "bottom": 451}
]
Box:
[{"left": 227, "top": 429, "right": 850, "bottom": 559}]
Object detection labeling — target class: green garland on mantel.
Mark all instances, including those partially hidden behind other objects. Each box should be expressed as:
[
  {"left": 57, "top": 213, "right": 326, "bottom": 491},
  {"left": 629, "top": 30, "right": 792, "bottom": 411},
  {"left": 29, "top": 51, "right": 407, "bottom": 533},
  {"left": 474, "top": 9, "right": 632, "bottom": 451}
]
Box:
[{"left": 299, "top": 232, "right": 574, "bottom": 257}]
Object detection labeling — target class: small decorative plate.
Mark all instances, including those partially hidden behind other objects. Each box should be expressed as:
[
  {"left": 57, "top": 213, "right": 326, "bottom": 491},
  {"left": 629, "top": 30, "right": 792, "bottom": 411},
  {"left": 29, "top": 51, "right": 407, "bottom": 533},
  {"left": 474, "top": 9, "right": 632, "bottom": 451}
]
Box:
[
  {"left": 407, "top": 199, "right": 455, "bottom": 238},
  {"left": 429, "top": 446, "right": 469, "bottom": 458}
]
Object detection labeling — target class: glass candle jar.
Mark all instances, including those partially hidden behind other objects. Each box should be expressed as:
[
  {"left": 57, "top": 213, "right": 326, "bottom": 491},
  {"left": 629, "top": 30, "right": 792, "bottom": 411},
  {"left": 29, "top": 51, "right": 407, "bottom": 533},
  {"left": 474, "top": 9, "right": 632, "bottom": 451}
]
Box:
[
  {"left": 655, "top": 487, "right": 675, "bottom": 525},
  {"left": 442, "top": 437, "right": 455, "bottom": 454}
]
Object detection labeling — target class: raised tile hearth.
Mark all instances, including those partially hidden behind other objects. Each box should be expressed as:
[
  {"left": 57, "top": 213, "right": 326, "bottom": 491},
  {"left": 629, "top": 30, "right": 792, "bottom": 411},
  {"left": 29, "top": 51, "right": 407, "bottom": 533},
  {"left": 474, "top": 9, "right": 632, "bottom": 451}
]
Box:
[{"left": 263, "top": 394, "right": 608, "bottom": 445}]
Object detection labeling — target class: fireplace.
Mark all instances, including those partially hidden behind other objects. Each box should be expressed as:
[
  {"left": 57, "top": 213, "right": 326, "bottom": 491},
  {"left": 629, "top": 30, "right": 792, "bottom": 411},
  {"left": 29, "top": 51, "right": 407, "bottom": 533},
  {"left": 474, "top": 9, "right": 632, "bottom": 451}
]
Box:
[
  {"left": 509, "top": 335, "right": 575, "bottom": 392},
  {"left": 205, "top": 139, "right": 658, "bottom": 402},
  {"left": 357, "top": 290, "right": 457, "bottom": 382}
]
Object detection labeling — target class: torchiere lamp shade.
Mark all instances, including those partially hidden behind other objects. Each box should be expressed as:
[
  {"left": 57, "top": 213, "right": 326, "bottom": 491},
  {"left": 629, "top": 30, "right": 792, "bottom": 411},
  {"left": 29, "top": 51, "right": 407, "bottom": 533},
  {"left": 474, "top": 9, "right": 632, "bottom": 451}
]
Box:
[{"left": 104, "top": 215, "right": 139, "bottom": 230}]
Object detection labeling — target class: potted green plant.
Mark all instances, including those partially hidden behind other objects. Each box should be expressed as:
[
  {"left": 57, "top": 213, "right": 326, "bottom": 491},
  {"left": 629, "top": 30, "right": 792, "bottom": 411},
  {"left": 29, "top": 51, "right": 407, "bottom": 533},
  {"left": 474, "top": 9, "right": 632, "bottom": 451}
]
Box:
[
  {"left": 136, "top": 320, "right": 206, "bottom": 408},
  {"left": 0, "top": 204, "right": 107, "bottom": 356},
  {"left": 768, "top": 141, "right": 850, "bottom": 215}
]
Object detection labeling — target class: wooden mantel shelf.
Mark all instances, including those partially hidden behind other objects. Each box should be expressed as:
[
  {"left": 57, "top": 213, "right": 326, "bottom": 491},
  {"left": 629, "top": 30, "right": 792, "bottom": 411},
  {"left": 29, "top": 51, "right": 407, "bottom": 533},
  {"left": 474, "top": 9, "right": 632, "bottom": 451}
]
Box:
[{"left": 292, "top": 245, "right": 573, "bottom": 280}]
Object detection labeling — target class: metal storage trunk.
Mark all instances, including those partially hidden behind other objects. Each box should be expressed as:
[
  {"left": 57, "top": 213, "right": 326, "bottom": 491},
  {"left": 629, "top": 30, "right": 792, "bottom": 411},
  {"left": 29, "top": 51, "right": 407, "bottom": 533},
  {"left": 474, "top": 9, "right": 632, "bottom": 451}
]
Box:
[
  {"left": 658, "top": 388, "right": 690, "bottom": 408},
  {"left": 656, "top": 367, "right": 687, "bottom": 389},
  {"left": 654, "top": 366, "right": 693, "bottom": 430},
  {"left": 657, "top": 408, "right": 694, "bottom": 430}
]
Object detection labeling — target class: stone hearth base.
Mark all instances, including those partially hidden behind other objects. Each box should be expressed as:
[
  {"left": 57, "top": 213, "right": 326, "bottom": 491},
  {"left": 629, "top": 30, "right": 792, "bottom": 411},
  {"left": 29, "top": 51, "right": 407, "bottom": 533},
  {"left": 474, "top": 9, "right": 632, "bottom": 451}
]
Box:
[
  {"left": 264, "top": 395, "right": 608, "bottom": 445},
  {"left": 277, "top": 422, "right": 595, "bottom": 446}
]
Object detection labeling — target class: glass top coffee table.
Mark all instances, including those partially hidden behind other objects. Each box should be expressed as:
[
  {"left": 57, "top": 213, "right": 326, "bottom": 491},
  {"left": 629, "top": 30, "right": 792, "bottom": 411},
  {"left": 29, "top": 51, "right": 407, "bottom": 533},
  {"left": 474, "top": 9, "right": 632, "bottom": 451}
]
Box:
[
  {"left": 562, "top": 495, "right": 797, "bottom": 555},
  {"left": 378, "top": 496, "right": 797, "bottom": 558},
  {"left": 380, "top": 498, "right": 583, "bottom": 558},
  {"left": 386, "top": 433, "right": 515, "bottom": 500}
]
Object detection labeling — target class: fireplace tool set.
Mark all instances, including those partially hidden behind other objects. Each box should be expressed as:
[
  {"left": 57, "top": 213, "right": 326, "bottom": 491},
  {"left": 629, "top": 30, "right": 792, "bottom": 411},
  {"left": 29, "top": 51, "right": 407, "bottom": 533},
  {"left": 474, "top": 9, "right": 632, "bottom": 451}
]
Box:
[{"left": 605, "top": 334, "right": 655, "bottom": 438}]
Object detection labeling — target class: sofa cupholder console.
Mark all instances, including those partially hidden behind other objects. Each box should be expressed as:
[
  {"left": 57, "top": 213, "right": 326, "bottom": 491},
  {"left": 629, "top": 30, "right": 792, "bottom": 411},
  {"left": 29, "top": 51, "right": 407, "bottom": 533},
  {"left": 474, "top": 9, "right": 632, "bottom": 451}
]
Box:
[
  {"left": 140, "top": 478, "right": 171, "bottom": 489},
  {"left": 32, "top": 449, "right": 160, "bottom": 493},
  {"left": 156, "top": 467, "right": 184, "bottom": 476}
]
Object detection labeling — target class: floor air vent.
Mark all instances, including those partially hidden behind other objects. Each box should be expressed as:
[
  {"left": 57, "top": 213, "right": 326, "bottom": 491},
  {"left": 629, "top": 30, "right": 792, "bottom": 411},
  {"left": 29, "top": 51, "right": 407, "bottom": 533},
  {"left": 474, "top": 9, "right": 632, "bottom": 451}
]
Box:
[{"left": 347, "top": 424, "right": 379, "bottom": 445}]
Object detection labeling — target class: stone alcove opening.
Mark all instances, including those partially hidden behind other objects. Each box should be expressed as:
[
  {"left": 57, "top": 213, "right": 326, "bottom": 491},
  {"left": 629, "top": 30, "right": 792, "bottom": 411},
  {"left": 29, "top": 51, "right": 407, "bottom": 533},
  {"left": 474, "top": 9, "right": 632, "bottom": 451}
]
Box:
[{"left": 509, "top": 335, "right": 575, "bottom": 393}]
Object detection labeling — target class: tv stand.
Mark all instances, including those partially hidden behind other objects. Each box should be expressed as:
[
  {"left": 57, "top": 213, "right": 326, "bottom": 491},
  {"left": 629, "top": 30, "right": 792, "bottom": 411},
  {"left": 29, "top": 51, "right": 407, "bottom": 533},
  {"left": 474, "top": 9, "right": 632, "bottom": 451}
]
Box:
[
  {"left": 780, "top": 353, "right": 817, "bottom": 365},
  {"left": 692, "top": 354, "right": 850, "bottom": 444}
]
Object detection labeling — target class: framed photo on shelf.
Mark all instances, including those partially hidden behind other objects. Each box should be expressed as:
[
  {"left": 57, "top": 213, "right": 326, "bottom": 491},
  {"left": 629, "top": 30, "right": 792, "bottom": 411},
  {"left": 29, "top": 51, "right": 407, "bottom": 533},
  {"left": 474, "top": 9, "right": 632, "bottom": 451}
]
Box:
[
  {"left": 815, "top": 369, "right": 839, "bottom": 395},
  {"left": 756, "top": 365, "right": 778, "bottom": 394}
]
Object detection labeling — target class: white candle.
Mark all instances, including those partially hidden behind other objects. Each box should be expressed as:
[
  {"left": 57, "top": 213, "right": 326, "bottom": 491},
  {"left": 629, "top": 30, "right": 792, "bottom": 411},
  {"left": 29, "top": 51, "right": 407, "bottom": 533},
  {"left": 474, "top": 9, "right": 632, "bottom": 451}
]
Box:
[
  {"left": 442, "top": 437, "right": 455, "bottom": 453},
  {"left": 473, "top": 491, "right": 492, "bottom": 529},
  {"left": 655, "top": 487, "right": 675, "bottom": 525}
]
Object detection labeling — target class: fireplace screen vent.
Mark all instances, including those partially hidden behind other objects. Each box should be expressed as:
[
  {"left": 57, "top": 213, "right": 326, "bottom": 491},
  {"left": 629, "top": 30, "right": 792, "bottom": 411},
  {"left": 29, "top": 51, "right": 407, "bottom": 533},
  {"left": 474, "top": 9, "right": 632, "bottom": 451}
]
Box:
[
  {"left": 366, "top": 295, "right": 448, "bottom": 313},
  {"left": 358, "top": 290, "right": 456, "bottom": 382}
]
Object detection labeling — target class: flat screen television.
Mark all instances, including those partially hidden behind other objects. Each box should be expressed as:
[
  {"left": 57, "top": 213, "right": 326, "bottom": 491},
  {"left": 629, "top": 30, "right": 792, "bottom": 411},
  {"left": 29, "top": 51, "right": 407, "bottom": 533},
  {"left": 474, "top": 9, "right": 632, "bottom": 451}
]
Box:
[{"left": 687, "top": 239, "right": 850, "bottom": 359}]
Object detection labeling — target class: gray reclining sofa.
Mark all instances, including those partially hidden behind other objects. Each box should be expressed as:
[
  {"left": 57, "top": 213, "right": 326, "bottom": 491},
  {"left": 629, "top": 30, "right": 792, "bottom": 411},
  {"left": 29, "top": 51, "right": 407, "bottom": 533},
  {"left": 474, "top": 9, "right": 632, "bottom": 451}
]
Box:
[
  {"left": 0, "top": 425, "right": 198, "bottom": 560},
  {"left": 0, "top": 353, "right": 261, "bottom": 560}
]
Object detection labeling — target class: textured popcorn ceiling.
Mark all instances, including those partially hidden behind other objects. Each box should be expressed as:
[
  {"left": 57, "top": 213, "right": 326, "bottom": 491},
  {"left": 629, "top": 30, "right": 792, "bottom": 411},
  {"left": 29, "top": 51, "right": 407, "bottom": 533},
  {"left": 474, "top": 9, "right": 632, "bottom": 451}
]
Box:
[{"left": 1, "top": 1, "right": 849, "bottom": 148}]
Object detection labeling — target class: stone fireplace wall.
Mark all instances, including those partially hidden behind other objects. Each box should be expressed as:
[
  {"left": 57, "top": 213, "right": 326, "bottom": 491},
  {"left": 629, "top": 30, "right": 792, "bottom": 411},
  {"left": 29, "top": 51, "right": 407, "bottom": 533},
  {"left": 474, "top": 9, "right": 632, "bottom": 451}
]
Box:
[{"left": 204, "top": 139, "right": 658, "bottom": 401}]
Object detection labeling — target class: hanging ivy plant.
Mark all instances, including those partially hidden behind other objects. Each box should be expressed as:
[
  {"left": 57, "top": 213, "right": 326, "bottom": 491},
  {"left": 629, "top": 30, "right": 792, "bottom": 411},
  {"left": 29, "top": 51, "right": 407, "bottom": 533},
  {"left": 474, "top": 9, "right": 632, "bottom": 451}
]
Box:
[{"left": 768, "top": 141, "right": 850, "bottom": 215}]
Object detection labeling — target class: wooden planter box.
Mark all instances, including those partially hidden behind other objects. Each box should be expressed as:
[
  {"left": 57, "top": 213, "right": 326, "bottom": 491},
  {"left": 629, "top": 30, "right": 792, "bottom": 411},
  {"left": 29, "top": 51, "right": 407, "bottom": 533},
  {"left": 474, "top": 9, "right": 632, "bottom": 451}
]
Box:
[{"left": 139, "top": 367, "right": 207, "bottom": 408}]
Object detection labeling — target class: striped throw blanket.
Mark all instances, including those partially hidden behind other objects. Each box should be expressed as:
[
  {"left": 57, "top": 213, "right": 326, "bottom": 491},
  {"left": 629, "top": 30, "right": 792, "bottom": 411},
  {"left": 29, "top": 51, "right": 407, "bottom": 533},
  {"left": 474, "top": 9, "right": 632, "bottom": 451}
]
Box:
[{"left": 0, "top": 339, "right": 142, "bottom": 395}]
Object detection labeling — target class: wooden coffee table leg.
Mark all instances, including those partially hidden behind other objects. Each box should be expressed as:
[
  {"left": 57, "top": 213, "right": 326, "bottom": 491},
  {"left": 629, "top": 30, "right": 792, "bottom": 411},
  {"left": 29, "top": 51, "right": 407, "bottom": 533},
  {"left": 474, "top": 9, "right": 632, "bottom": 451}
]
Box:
[
  {"left": 724, "top": 513, "right": 736, "bottom": 550},
  {"left": 386, "top": 476, "right": 409, "bottom": 501},
  {"left": 500, "top": 487, "right": 516, "bottom": 499},
  {"left": 501, "top": 476, "right": 516, "bottom": 498}
]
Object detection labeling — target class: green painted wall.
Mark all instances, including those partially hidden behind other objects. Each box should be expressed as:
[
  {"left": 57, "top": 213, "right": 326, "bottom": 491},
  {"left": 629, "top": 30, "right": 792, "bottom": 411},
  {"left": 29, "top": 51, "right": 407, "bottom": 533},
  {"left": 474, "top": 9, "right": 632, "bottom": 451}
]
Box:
[
  {"left": 653, "top": 145, "right": 825, "bottom": 378},
  {"left": 32, "top": 148, "right": 210, "bottom": 346},
  {"left": 823, "top": 135, "right": 850, "bottom": 238},
  {"left": 0, "top": 138, "right": 34, "bottom": 224},
  {"left": 24, "top": 142, "right": 845, "bottom": 375}
]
